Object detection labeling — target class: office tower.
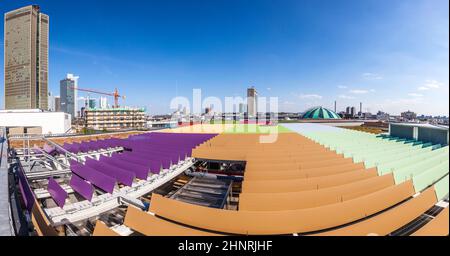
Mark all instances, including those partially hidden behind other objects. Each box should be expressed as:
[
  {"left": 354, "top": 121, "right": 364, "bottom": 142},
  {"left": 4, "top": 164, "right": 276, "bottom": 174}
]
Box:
[
  {"left": 334, "top": 101, "right": 337, "bottom": 113},
  {"left": 54, "top": 96, "right": 61, "bottom": 112},
  {"left": 67, "top": 74, "right": 79, "bottom": 115},
  {"left": 99, "top": 97, "right": 108, "bottom": 109},
  {"left": 247, "top": 86, "right": 258, "bottom": 116},
  {"left": 239, "top": 103, "right": 246, "bottom": 114},
  {"left": 4, "top": 5, "right": 49, "bottom": 109},
  {"left": 48, "top": 91, "right": 55, "bottom": 111},
  {"left": 88, "top": 98, "right": 96, "bottom": 109},
  {"left": 60, "top": 77, "right": 76, "bottom": 119}
]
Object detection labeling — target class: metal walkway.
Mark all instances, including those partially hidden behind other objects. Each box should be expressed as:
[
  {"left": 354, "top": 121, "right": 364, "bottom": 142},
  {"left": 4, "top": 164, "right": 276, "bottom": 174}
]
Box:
[
  {"left": 170, "top": 177, "right": 232, "bottom": 209},
  {"left": 0, "top": 127, "right": 14, "bottom": 236}
]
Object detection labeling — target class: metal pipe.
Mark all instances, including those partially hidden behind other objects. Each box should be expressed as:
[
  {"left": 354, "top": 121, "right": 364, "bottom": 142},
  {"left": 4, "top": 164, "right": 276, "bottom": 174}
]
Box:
[{"left": 184, "top": 168, "right": 243, "bottom": 181}]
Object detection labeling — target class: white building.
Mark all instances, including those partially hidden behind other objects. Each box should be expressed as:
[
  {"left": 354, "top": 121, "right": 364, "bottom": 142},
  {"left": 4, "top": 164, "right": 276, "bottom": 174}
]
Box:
[
  {"left": 0, "top": 109, "right": 72, "bottom": 135},
  {"left": 239, "top": 103, "right": 246, "bottom": 114},
  {"left": 99, "top": 97, "right": 108, "bottom": 109},
  {"left": 48, "top": 91, "right": 55, "bottom": 112}
]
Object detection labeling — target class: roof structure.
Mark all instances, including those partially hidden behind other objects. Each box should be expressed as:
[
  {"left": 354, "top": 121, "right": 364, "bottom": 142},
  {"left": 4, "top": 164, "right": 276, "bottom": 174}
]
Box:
[
  {"left": 302, "top": 106, "right": 341, "bottom": 119},
  {"left": 8, "top": 123, "right": 449, "bottom": 236},
  {"left": 92, "top": 124, "right": 448, "bottom": 236}
]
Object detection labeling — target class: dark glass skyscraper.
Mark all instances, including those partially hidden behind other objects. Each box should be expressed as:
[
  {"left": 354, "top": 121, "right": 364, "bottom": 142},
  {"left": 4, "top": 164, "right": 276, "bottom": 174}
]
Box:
[{"left": 60, "top": 78, "right": 76, "bottom": 119}]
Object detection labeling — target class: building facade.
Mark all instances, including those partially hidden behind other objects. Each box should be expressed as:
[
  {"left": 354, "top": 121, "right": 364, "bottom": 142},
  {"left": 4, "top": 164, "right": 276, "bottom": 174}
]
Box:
[
  {"left": 88, "top": 98, "right": 96, "bottom": 109},
  {"left": 4, "top": 5, "right": 49, "bottom": 110},
  {"left": 99, "top": 97, "right": 108, "bottom": 109},
  {"left": 47, "top": 91, "right": 55, "bottom": 111},
  {"left": 345, "top": 106, "right": 356, "bottom": 117},
  {"left": 401, "top": 110, "right": 417, "bottom": 121},
  {"left": 54, "top": 96, "right": 61, "bottom": 112},
  {"left": 351, "top": 107, "right": 356, "bottom": 117},
  {"left": 239, "top": 103, "right": 246, "bottom": 114},
  {"left": 84, "top": 108, "right": 146, "bottom": 131},
  {"left": 0, "top": 109, "right": 71, "bottom": 135},
  {"left": 66, "top": 74, "right": 79, "bottom": 115},
  {"left": 60, "top": 78, "right": 76, "bottom": 119},
  {"left": 247, "top": 87, "right": 258, "bottom": 117},
  {"left": 390, "top": 123, "right": 448, "bottom": 146}
]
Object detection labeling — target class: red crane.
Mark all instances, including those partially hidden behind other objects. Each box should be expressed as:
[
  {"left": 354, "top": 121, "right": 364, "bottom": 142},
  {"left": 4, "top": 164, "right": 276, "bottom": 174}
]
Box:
[{"left": 70, "top": 86, "right": 126, "bottom": 108}]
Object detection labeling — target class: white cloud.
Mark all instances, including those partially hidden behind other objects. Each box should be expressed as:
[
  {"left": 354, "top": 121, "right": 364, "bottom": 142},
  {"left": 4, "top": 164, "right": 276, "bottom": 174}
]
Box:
[
  {"left": 408, "top": 93, "right": 423, "bottom": 97},
  {"left": 266, "top": 87, "right": 272, "bottom": 91},
  {"left": 297, "top": 94, "right": 323, "bottom": 99},
  {"left": 349, "top": 89, "right": 369, "bottom": 94},
  {"left": 338, "top": 94, "right": 355, "bottom": 99},
  {"left": 418, "top": 86, "right": 429, "bottom": 91},
  {"left": 424, "top": 80, "right": 442, "bottom": 89},
  {"left": 418, "top": 80, "right": 443, "bottom": 91},
  {"left": 337, "top": 85, "right": 348, "bottom": 89},
  {"left": 362, "top": 73, "right": 383, "bottom": 80}
]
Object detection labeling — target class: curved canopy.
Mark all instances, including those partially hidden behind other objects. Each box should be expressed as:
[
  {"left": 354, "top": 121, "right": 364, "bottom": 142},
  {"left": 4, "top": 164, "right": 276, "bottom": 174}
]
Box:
[{"left": 302, "top": 106, "right": 341, "bottom": 119}]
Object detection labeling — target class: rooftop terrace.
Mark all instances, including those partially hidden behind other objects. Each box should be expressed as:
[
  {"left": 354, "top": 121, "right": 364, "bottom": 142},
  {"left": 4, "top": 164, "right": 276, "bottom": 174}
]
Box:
[{"left": 6, "top": 123, "right": 449, "bottom": 236}]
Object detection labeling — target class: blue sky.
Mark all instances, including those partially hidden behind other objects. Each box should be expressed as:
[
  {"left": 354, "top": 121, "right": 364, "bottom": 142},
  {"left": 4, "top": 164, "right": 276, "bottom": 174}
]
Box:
[{"left": 1, "top": 0, "right": 448, "bottom": 115}]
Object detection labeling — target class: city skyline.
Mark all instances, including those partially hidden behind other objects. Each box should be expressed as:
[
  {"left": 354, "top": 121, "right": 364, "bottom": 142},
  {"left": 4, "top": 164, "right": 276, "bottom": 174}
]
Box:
[{"left": 0, "top": 0, "right": 449, "bottom": 116}]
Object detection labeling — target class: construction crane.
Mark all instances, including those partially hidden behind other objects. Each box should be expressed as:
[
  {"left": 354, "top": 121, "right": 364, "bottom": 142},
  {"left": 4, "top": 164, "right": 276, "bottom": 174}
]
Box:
[{"left": 69, "top": 86, "right": 126, "bottom": 108}]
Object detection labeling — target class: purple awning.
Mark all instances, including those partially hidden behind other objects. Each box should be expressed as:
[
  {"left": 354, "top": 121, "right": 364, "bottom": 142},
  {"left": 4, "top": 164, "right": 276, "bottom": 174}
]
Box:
[
  {"left": 100, "top": 156, "right": 149, "bottom": 180},
  {"left": 47, "top": 178, "right": 68, "bottom": 208},
  {"left": 85, "top": 158, "right": 135, "bottom": 186},
  {"left": 71, "top": 164, "right": 116, "bottom": 194},
  {"left": 69, "top": 174, "right": 95, "bottom": 201}
]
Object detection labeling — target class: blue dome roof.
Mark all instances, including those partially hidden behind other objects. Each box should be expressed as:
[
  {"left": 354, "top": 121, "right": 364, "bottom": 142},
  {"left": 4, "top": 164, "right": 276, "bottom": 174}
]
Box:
[{"left": 302, "top": 106, "right": 341, "bottom": 119}]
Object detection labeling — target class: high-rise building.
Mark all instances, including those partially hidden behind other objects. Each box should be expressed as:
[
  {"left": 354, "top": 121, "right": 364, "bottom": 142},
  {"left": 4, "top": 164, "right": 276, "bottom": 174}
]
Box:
[
  {"left": 54, "top": 96, "right": 61, "bottom": 112},
  {"left": 66, "top": 74, "right": 79, "bottom": 114},
  {"left": 182, "top": 106, "right": 188, "bottom": 115},
  {"left": 48, "top": 91, "right": 55, "bottom": 111},
  {"left": 99, "top": 97, "right": 108, "bottom": 109},
  {"left": 4, "top": 5, "right": 49, "bottom": 110},
  {"left": 60, "top": 78, "right": 76, "bottom": 119},
  {"left": 247, "top": 87, "right": 258, "bottom": 116},
  {"left": 239, "top": 103, "right": 246, "bottom": 114},
  {"left": 88, "top": 98, "right": 96, "bottom": 109}
]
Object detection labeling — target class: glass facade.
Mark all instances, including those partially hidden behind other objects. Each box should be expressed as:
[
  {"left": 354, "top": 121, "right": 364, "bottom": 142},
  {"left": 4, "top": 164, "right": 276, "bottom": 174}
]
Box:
[{"left": 60, "top": 79, "right": 75, "bottom": 119}]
